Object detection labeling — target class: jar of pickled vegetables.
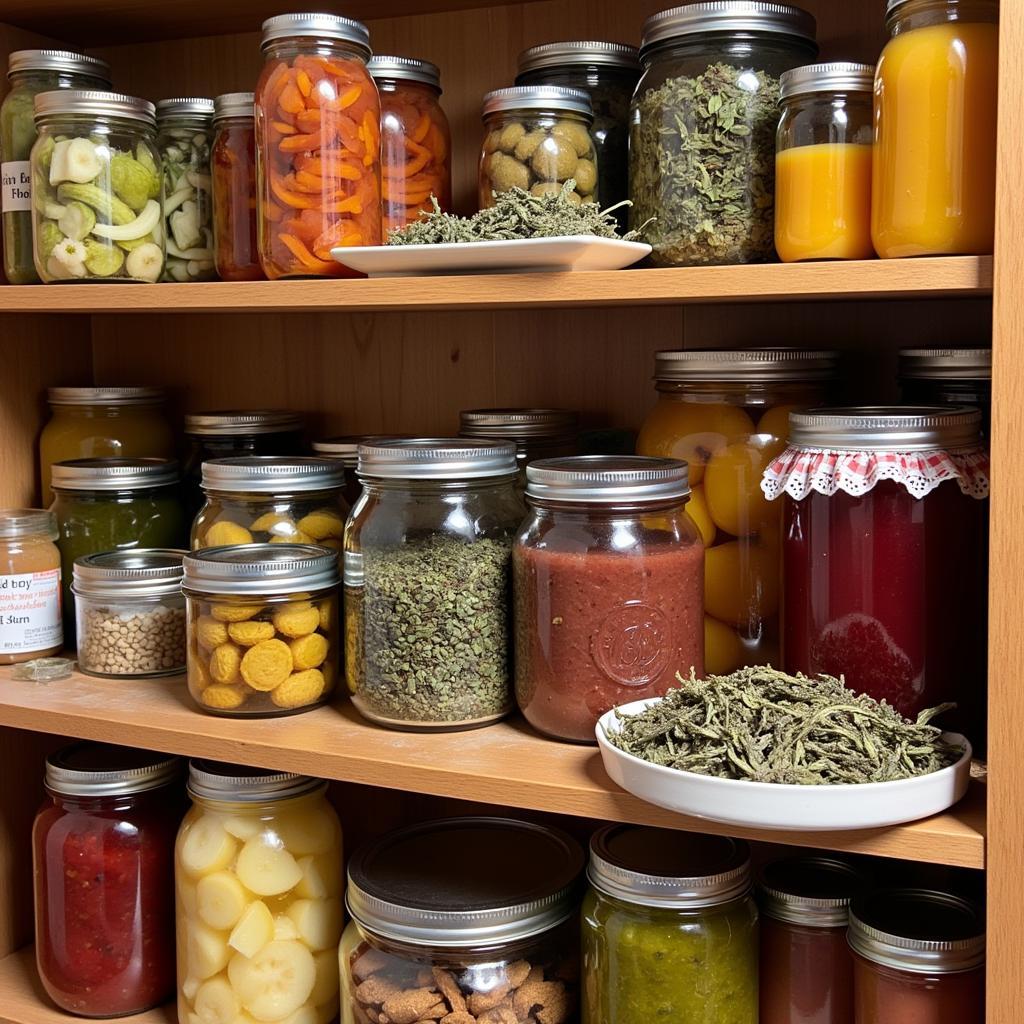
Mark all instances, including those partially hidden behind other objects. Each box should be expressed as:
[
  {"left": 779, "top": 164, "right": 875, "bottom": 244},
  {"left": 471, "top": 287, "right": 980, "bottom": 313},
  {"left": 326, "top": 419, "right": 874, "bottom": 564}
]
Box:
[
  {"left": 636, "top": 349, "right": 837, "bottom": 674},
  {"left": 480, "top": 86, "right": 598, "bottom": 207},
  {"left": 31, "top": 90, "right": 165, "bottom": 283},
  {"left": 1, "top": 49, "right": 110, "bottom": 284},
  {"left": 776, "top": 62, "right": 875, "bottom": 262},
  {"left": 899, "top": 348, "right": 992, "bottom": 437},
  {"left": 175, "top": 761, "right": 343, "bottom": 1023},
  {"left": 872, "top": 0, "right": 998, "bottom": 258},
  {"left": 183, "top": 544, "right": 340, "bottom": 716},
  {"left": 256, "top": 12, "right": 381, "bottom": 278},
  {"left": 0, "top": 509, "right": 62, "bottom": 664},
  {"left": 582, "top": 825, "right": 758, "bottom": 1024},
  {"left": 212, "top": 92, "right": 261, "bottom": 281},
  {"left": 368, "top": 56, "right": 452, "bottom": 234},
  {"left": 460, "top": 408, "right": 579, "bottom": 480}
]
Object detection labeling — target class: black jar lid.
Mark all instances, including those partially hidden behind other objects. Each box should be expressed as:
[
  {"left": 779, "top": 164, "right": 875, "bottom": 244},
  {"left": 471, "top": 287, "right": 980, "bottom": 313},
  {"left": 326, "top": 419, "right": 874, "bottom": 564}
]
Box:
[
  {"left": 46, "top": 742, "right": 182, "bottom": 796},
  {"left": 758, "top": 856, "right": 867, "bottom": 927}
]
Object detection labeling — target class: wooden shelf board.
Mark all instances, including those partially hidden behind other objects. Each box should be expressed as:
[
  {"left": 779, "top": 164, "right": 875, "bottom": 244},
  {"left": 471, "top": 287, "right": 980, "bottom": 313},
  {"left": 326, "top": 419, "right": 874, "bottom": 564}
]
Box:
[
  {"left": 0, "top": 256, "right": 992, "bottom": 315},
  {"left": 0, "top": 670, "right": 986, "bottom": 869}
]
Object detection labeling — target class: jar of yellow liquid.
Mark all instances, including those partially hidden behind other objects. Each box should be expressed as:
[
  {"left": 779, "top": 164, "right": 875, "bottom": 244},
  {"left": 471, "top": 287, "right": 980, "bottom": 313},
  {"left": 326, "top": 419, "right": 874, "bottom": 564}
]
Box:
[
  {"left": 775, "top": 62, "right": 875, "bottom": 262},
  {"left": 872, "top": 0, "right": 999, "bottom": 258}
]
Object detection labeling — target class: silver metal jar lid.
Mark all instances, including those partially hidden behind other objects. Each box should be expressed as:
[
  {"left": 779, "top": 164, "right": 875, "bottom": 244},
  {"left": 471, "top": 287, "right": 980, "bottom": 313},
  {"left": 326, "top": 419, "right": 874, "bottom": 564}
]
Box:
[
  {"left": 849, "top": 890, "right": 985, "bottom": 974},
  {"left": 34, "top": 89, "right": 156, "bottom": 127},
  {"left": 48, "top": 385, "right": 164, "bottom": 406},
  {"left": 347, "top": 817, "right": 584, "bottom": 947},
  {"left": 156, "top": 96, "right": 215, "bottom": 121},
  {"left": 201, "top": 456, "right": 345, "bottom": 494},
  {"left": 368, "top": 56, "right": 441, "bottom": 90},
  {"left": 899, "top": 349, "right": 992, "bottom": 380},
  {"left": 482, "top": 85, "right": 593, "bottom": 120},
  {"left": 788, "top": 406, "right": 983, "bottom": 451},
  {"left": 517, "top": 41, "right": 641, "bottom": 74},
  {"left": 188, "top": 760, "right": 324, "bottom": 803},
  {"left": 758, "top": 857, "right": 866, "bottom": 927},
  {"left": 8, "top": 49, "right": 111, "bottom": 81},
  {"left": 460, "top": 408, "right": 579, "bottom": 440},
  {"left": 642, "top": 2, "right": 817, "bottom": 51},
  {"left": 72, "top": 548, "right": 186, "bottom": 601},
  {"left": 780, "top": 61, "right": 875, "bottom": 100},
  {"left": 654, "top": 348, "right": 838, "bottom": 382},
  {"left": 261, "top": 12, "right": 371, "bottom": 57},
  {"left": 213, "top": 92, "right": 255, "bottom": 121},
  {"left": 312, "top": 435, "right": 410, "bottom": 467},
  {"left": 51, "top": 457, "right": 180, "bottom": 491},
  {"left": 589, "top": 825, "right": 751, "bottom": 909},
  {"left": 186, "top": 410, "right": 304, "bottom": 437},
  {"left": 0, "top": 509, "right": 57, "bottom": 541},
  {"left": 46, "top": 742, "right": 182, "bottom": 797},
  {"left": 526, "top": 455, "right": 689, "bottom": 504},
  {"left": 885, "top": 0, "right": 994, "bottom": 15},
  {"left": 357, "top": 438, "right": 518, "bottom": 481},
  {"left": 183, "top": 543, "right": 340, "bottom": 597}
]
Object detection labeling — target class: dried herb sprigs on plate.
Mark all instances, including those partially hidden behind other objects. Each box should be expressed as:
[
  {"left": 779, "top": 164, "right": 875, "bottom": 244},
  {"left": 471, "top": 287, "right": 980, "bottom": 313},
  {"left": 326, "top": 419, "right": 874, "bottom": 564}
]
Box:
[{"left": 607, "top": 667, "right": 964, "bottom": 785}]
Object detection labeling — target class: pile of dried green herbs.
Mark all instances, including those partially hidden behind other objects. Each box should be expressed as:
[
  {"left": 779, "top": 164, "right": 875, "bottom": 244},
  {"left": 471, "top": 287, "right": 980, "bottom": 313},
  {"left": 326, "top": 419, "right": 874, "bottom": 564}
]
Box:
[{"left": 606, "top": 667, "right": 963, "bottom": 785}]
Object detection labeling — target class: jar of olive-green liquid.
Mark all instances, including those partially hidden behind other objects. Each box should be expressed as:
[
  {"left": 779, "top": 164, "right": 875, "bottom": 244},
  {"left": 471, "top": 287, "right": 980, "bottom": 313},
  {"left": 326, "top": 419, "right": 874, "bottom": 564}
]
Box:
[{"left": 582, "top": 825, "right": 758, "bottom": 1024}]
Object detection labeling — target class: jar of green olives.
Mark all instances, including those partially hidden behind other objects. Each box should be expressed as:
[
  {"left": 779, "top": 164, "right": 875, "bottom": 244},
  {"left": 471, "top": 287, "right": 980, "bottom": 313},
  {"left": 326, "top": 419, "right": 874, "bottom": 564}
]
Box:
[{"left": 479, "top": 85, "right": 598, "bottom": 208}]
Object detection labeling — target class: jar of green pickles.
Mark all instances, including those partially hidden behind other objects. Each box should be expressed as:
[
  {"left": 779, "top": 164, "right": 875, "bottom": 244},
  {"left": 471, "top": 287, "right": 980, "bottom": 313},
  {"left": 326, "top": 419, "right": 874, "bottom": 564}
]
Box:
[{"left": 582, "top": 825, "right": 758, "bottom": 1024}]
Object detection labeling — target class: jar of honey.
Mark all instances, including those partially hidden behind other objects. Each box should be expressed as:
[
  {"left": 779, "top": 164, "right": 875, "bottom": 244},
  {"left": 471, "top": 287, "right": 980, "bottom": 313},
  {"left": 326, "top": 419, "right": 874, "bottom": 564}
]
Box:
[{"left": 0, "top": 509, "right": 62, "bottom": 663}]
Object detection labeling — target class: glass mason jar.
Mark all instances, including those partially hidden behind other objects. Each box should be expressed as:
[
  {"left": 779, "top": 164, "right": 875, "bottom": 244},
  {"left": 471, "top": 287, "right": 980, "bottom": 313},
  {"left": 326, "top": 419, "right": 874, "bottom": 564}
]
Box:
[
  {"left": 582, "top": 825, "right": 759, "bottom": 1024},
  {"left": 183, "top": 544, "right": 340, "bottom": 716},
  {"left": 514, "top": 456, "right": 704, "bottom": 744},
  {"left": 34, "top": 743, "right": 183, "bottom": 1017},
  {"left": 31, "top": 90, "right": 165, "bottom": 283},
  {"left": 73, "top": 549, "right": 187, "bottom": 678},
  {"left": 758, "top": 856, "right": 867, "bottom": 1024},
  {"left": 193, "top": 456, "right": 347, "bottom": 552},
  {"left": 51, "top": 458, "right": 186, "bottom": 645},
  {"left": 631, "top": 2, "right": 818, "bottom": 266},
  {"left": 256, "top": 12, "right": 382, "bottom": 278},
  {"left": 636, "top": 349, "right": 837, "bottom": 675},
  {"left": 899, "top": 348, "right": 992, "bottom": 438},
  {"left": 176, "top": 762, "right": 343, "bottom": 1024},
  {"left": 517, "top": 41, "right": 640, "bottom": 232},
  {"left": 480, "top": 85, "right": 598, "bottom": 207},
  {"left": 342, "top": 816, "right": 583, "bottom": 1024},
  {"left": 1, "top": 49, "right": 110, "bottom": 284},
  {"left": 311, "top": 435, "right": 411, "bottom": 508},
  {"left": 776, "top": 62, "right": 875, "bottom": 262},
  {"left": 0, "top": 509, "right": 62, "bottom": 663},
  {"left": 460, "top": 408, "right": 579, "bottom": 481},
  {"left": 369, "top": 56, "right": 452, "bottom": 234},
  {"left": 345, "top": 439, "right": 524, "bottom": 731},
  {"left": 849, "top": 890, "right": 985, "bottom": 1024},
  {"left": 212, "top": 92, "right": 262, "bottom": 280},
  {"left": 872, "top": 0, "right": 998, "bottom": 259},
  {"left": 157, "top": 97, "right": 215, "bottom": 281}
]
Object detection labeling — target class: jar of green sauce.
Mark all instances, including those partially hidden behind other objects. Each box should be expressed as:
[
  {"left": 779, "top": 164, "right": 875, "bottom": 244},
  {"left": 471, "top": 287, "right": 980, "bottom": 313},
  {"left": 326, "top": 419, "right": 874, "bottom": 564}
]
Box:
[{"left": 582, "top": 824, "right": 758, "bottom": 1024}]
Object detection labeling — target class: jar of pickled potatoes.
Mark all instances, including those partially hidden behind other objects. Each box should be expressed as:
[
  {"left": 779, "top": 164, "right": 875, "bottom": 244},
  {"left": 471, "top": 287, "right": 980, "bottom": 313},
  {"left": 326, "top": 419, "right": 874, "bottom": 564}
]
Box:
[
  {"left": 212, "top": 92, "right": 262, "bottom": 281},
  {"left": 256, "top": 12, "right": 381, "bottom": 278},
  {"left": 480, "top": 85, "right": 598, "bottom": 208},
  {"left": 368, "top": 56, "right": 452, "bottom": 234},
  {"left": 636, "top": 349, "right": 837, "bottom": 673},
  {"left": 175, "top": 761, "right": 343, "bottom": 1024},
  {"left": 183, "top": 544, "right": 340, "bottom": 716}
]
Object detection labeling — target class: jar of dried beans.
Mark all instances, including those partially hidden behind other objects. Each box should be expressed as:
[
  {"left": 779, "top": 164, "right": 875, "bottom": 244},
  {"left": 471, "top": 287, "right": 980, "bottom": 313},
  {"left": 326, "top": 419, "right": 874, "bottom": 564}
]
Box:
[{"left": 212, "top": 92, "right": 262, "bottom": 280}]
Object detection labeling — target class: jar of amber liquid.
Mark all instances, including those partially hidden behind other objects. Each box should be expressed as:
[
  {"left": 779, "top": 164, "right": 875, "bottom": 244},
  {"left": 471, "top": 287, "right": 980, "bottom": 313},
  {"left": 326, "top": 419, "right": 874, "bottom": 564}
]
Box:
[
  {"left": 0, "top": 509, "right": 62, "bottom": 663},
  {"left": 212, "top": 92, "right": 262, "bottom": 280}
]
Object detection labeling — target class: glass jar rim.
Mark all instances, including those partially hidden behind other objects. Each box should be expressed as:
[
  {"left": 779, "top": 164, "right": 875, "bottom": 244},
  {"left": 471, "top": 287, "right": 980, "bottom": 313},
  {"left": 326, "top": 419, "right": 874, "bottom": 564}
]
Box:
[
  {"left": 757, "top": 856, "right": 867, "bottom": 927},
  {"left": 0, "top": 508, "right": 57, "bottom": 541},
  {"left": 188, "top": 759, "right": 324, "bottom": 802},
  {"left": 8, "top": 49, "right": 111, "bottom": 82},
  {"left": 183, "top": 542, "right": 340, "bottom": 596},
  {"left": 886, "top": 0, "right": 997, "bottom": 20},
  {"left": 46, "top": 741, "right": 183, "bottom": 796}
]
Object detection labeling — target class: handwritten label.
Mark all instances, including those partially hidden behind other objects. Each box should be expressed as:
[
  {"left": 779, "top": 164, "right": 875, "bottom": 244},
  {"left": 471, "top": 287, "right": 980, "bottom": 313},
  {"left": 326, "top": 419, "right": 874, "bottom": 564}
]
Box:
[
  {"left": 1, "top": 160, "right": 32, "bottom": 213},
  {"left": 0, "top": 568, "right": 61, "bottom": 653}
]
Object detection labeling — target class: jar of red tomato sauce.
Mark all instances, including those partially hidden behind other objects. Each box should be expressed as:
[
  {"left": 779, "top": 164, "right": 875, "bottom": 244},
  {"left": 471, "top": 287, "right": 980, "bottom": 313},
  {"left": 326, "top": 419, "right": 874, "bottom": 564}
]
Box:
[
  {"left": 212, "top": 92, "right": 262, "bottom": 280},
  {"left": 33, "top": 743, "right": 183, "bottom": 1017}
]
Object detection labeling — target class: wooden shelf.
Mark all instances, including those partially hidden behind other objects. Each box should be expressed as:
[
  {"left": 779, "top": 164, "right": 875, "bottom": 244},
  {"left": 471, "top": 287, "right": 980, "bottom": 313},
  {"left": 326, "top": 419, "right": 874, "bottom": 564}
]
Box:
[
  {"left": 0, "top": 669, "right": 986, "bottom": 869},
  {"left": 0, "top": 256, "right": 992, "bottom": 315}
]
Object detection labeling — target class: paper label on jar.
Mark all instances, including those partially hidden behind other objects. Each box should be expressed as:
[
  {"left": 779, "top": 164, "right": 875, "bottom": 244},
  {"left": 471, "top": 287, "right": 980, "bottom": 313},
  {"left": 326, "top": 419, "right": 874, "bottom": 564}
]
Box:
[
  {"left": 0, "top": 568, "right": 62, "bottom": 653},
  {"left": 1, "top": 160, "right": 32, "bottom": 213}
]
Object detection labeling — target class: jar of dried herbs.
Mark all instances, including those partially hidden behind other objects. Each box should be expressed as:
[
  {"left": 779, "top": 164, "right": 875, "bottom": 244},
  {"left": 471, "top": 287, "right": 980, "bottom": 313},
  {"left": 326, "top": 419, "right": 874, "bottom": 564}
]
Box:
[
  {"left": 631, "top": 2, "right": 818, "bottom": 266},
  {"left": 344, "top": 438, "right": 524, "bottom": 731}
]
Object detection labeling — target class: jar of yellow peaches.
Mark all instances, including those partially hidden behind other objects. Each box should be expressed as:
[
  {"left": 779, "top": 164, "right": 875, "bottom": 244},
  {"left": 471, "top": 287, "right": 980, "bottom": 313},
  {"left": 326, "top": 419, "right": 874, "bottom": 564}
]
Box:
[
  {"left": 182, "top": 544, "right": 340, "bottom": 717},
  {"left": 175, "top": 761, "right": 343, "bottom": 1024},
  {"left": 636, "top": 349, "right": 837, "bottom": 673},
  {"left": 192, "top": 457, "right": 347, "bottom": 552}
]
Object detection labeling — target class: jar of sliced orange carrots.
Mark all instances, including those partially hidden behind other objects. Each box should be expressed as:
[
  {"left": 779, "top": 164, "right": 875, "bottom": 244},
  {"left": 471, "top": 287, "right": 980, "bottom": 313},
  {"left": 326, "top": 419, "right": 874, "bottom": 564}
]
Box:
[
  {"left": 256, "top": 13, "right": 381, "bottom": 278},
  {"left": 368, "top": 56, "right": 452, "bottom": 235}
]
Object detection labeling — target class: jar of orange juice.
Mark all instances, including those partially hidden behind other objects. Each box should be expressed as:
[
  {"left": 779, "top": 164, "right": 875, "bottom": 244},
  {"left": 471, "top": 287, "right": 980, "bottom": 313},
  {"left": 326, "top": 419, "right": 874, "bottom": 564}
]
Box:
[
  {"left": 636, "top": 350, "right": 837, "bottom": 673},
  {"left": 775, "top": 62, "right": 874, "bottom": 262},
  {"left": 872, "top": 0, "right": 998, "bottom": 259}
]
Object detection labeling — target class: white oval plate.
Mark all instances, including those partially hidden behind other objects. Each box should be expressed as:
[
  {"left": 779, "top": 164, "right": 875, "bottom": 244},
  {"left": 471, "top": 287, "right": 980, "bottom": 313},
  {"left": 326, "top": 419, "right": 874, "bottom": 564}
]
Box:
[{"left": 596, "top": 698, "right": 972, "bottom": 832}]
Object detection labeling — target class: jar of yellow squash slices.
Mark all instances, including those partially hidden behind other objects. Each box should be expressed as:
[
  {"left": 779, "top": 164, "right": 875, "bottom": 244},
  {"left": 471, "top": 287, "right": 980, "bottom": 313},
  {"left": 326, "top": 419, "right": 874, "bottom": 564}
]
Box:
[
  {"left": 636, "top": 349, "right": 837, "bottom": 673},
  {"left": 182, "top": 544, "right": 340, "bottom": 717}
]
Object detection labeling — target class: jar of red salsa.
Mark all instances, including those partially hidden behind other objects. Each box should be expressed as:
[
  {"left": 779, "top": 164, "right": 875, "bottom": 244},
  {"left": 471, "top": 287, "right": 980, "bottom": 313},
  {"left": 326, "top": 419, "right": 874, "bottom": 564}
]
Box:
[{"left": 33, "top": 743, "right": 183, "bottom": 1017}]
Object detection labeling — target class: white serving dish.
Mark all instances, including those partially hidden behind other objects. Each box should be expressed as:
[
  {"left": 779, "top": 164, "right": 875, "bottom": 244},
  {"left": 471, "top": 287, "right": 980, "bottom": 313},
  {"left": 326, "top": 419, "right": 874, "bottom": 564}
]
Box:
[
  {"left": 330, "top": 235, "right": 651, "bottom": 277},
  {"left": 596, "top": 698, "right": 972, "bottom": 832}
]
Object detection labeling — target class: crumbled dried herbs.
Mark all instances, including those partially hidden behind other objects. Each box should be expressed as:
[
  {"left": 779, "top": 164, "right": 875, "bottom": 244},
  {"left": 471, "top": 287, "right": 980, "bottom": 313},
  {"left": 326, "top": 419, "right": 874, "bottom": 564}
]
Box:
[
  {"left": 607, "top": 667, "right": 963, "bottom": 785},
  {"left": 630, "top": 62, "right": 780, "bottom": 266}
]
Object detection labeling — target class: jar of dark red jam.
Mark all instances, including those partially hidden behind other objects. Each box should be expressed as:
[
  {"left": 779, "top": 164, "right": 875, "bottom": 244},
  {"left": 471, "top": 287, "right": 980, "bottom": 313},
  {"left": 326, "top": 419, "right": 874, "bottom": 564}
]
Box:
[
  {"left": 849, "top": 889, "right": 985, "bottom": 1024},
  {"left": 514, "top": 455, "right": 704, "bottom": 743},
  {"left": 33, "top": 743, "right": 183, "bottom": 1017}
]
